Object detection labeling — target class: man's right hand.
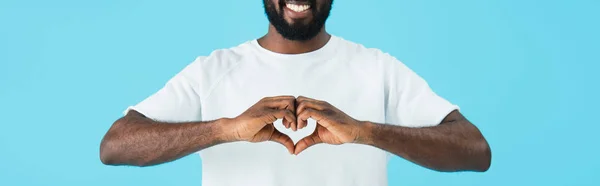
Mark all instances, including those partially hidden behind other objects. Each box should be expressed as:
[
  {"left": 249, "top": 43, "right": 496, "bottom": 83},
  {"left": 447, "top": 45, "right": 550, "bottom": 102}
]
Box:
[{"left": 223, "top": 96, "right": 297, "bottom": 154}]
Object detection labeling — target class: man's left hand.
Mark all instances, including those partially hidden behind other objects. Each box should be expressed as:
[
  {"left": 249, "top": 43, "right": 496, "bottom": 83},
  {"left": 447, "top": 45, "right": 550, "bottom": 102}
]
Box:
[{"left": 293, "top": 96, "right": 367, "bottom": 155}]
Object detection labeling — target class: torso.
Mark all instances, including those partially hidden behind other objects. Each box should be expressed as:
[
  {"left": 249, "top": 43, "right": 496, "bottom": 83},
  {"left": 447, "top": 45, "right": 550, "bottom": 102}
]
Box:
[{"left": 197, "top": 36, "right": 391, "bottom": 186}]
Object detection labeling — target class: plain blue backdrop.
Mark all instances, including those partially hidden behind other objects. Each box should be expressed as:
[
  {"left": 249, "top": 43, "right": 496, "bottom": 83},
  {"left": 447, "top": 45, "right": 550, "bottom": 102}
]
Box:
[{"left": 1, "top": 0, "right": 598, "bottom": 185}]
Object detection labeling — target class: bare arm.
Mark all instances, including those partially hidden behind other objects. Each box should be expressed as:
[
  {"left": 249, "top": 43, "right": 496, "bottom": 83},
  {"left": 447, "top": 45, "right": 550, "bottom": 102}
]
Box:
[
  {"left": 100, "top": 96, "right": 298, "bottom": 167},
  {"left": 292, "top": 97, "right": 491, "bottom": 172},
  {"left": 99, "top": 110, "right": 229, "bottom": 167},
  {"left": 360, "top": 110, "right": 491, "bottom": 172}
]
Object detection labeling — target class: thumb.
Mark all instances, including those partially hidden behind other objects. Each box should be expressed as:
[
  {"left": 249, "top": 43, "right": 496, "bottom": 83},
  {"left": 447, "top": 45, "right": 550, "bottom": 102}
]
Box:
[
  {"left": 294, "top": 126, "right": 323, "bottom": 155},
  {"left": 268, "top": 126, "right": 295, "bottom": 155}
]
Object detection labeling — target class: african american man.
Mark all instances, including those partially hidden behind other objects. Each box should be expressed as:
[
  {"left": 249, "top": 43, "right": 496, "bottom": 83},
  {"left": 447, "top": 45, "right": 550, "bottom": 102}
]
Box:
[{"left": 100, "top": 0, "right": 492, "bottom": 186}]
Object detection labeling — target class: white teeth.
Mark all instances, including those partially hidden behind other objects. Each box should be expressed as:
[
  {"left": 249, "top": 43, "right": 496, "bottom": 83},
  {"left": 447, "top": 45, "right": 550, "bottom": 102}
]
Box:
[{"left": 286, "top": 3, "right": 311, "bottom": 12}]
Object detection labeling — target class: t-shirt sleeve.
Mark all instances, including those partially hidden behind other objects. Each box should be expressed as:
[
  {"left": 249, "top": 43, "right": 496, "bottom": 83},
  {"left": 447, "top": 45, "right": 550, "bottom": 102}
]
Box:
[
  {"left": 123, "top": 57, "right": 205, "bottom": 123},
  {"left": 383, "top": 53, "right": 459, "bottom": 127}
]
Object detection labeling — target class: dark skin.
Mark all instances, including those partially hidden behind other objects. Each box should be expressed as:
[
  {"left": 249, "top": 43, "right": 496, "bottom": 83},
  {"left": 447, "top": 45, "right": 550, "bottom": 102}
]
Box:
[
  {"left": 100, "top": 111, "right": 226, "bottom": 166},
  {"left": 257, "top": 0, "right": 331, "bottom": 54},
  {"left": 100, "top": 96, "right": 298, "bottom": 166},
  {"left": 257, "top": 25, "right": 330, "bottom": 54},
  {"left": 101, "top": 0, "right": 491, "bottom": 172},
  {"left": 293, "top": 96, "right": 491, "bottom": 172}
]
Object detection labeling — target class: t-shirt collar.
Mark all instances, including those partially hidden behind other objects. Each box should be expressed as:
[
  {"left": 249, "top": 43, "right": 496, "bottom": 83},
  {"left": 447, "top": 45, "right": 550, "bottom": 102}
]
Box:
[{"left": 250, "top": 35, "right": 340, "bottom": 62}]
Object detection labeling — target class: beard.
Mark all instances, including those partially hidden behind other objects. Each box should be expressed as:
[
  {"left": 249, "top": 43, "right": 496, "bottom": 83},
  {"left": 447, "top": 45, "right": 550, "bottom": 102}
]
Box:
[{"left": 263, "top": 0, "right": 333, "bottom": 41}]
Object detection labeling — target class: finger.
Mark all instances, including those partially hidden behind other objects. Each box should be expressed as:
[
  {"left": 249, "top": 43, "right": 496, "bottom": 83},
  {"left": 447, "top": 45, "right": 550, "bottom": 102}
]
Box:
[
  {"left": 262, "top": 95, "right": 296, "bottom": 102},
  {"left": 262, "top": 96, "right": 296, "bottom": 110},
  {"left": 287, "top": 98, "right": 297, "bottom": 130},
  {"left": 297, "top": 108, "right": 329, "bottom": 129},
  {"left": 296, "top": 112, "right": 306, "bottom": 130},
  {"left": 263, "top": 97, "right": 296, "bottom": 129},
  {"left": 297, "top": 96, "right": 330, "bottom": 105},
  {"left": 297, "top": 117, "right": 308, "bottom": 131},
  {"left": 281, "top": 110, "right": 292, "bottom": 129},
  {"left": 294, "top": 129, "right": 322, "bottom": 155},
  {"left": 296, "top": 101, "right": 325, "bottom": 129},
  {"left": 269, "top": 98, "right": 297, "bottom": 131},
  {"left": 268, "top": 126, "right": 295, "bottom": 154},
  {"left": 296, "top": 96, "right": 321, "bottom": 103},
  {"left": 296, "top": 99, "right": 325, "bottom": 112},
  {"left": 269, "top": 109, "right": 296, "bottom": 128},
  {"left": 282, "top": 117, "right": 290, "bottom": 129}
]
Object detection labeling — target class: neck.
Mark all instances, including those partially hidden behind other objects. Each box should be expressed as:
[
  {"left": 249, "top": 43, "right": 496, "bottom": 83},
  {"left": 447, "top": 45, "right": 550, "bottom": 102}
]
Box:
[{"left": 257, "top": 24, "right": 331, "bottom": 54}]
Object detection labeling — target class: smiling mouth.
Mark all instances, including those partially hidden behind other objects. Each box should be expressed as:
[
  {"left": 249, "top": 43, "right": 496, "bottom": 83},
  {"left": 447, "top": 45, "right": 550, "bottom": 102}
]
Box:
[{"left": 285, "top": 2, "right": 311, "bottom": 13}]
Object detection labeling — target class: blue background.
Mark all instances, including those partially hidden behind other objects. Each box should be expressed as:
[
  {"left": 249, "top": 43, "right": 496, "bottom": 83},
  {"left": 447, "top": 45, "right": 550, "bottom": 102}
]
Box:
[{"left": 1, "top": 0, "right": 598, "bottom": 185}]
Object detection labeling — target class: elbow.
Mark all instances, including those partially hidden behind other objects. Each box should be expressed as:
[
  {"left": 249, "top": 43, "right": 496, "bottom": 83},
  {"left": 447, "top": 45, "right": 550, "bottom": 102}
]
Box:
[
  {"left": 99, "top": 135, "right": 120, "bottom": 166},
  {"left": 100, "top": 116, "right": 154, "bottom": 167},
  {"left": 99, "top": 133, "right": 153, "bottom": 167},
  {"left": 100, "top": 151, "right": 115, "bottom": 166},
  {"left": 473, "top": 138, "right": 492, "bottom": 172},
  {"left": 99, "top": 126, "right": 129, "bottom": 166},
  {"left": 100, "top": 120, "right": 125, "bottom": 166}
]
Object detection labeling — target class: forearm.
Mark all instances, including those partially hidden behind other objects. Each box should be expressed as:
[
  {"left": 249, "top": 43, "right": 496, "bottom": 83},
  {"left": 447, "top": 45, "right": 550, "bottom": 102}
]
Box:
[
  {"left": 358, "top": 120, "right": 491, "bottom": 172},
  {"left": 100, "top": 111, "right": 231, "bottom": 166}
]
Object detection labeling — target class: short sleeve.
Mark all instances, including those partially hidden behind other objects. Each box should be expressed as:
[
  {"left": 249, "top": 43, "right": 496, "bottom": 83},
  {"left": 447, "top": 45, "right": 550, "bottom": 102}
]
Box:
[
  {"left": 383, "top": 53, "right": 459, "bottom": 127},
  {"left": 123, "top": 57, "right": 205, "bottom": 123}
]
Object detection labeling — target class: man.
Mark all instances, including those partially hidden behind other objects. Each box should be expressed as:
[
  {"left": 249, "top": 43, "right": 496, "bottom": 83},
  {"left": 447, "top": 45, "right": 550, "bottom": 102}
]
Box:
[{"left": 100, "top": 0, "right": 491, "bottom": 185}]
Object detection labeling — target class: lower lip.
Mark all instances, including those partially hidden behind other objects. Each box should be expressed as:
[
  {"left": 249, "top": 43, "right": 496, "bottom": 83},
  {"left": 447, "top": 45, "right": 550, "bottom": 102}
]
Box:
[{"left": 283, "top": 6, "right": 312, "bottom": 19}]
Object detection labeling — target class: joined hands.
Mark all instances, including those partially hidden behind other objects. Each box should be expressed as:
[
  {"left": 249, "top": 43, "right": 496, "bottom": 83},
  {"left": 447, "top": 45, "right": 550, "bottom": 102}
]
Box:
[{"left": 223, "top": 96, "right": 369, "bottom": 155}]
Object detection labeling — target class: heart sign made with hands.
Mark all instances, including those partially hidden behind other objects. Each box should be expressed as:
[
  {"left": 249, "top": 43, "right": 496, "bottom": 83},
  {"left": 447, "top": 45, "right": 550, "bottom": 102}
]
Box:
[
  {"left": 224, "top": 95, "right": 365, "bottom": 155},
  {"left": 273, "top": 117, "right": 317, "bottom": 145}
]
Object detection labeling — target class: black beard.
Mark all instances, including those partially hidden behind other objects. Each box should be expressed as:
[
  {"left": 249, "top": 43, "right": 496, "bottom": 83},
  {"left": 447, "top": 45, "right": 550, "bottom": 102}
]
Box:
[{"left": 263, "top": 0, "right": 332, "bottom": 41}]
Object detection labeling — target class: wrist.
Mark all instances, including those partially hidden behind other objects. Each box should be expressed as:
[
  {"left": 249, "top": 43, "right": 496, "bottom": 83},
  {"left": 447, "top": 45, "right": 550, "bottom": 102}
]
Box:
[
  {"left": 354, "top": 120, "right": 375, "bottom": 145},
  {"left": 215, "top": 117, "right": 239, "bottom": 143}
]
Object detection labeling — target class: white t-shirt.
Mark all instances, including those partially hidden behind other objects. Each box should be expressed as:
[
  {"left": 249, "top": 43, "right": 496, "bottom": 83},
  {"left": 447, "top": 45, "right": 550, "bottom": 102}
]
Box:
[{"left": 124, "top": 35, "right": 458, "bottom": 186}]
